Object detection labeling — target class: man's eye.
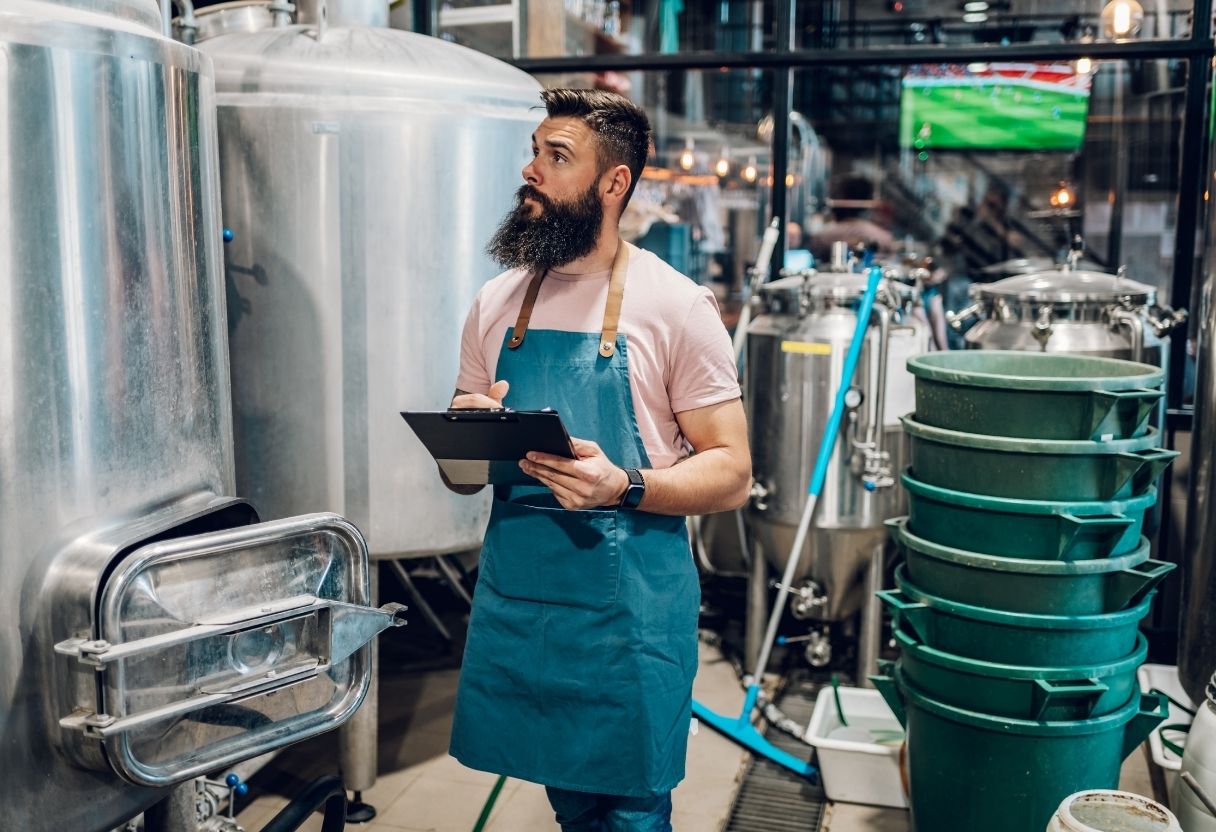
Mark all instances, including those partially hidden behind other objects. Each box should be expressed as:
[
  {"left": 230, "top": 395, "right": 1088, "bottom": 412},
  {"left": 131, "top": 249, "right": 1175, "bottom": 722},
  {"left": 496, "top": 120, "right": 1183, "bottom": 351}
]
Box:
[{"left": 553, "top": 153, "right": 566, "bottom": 163}]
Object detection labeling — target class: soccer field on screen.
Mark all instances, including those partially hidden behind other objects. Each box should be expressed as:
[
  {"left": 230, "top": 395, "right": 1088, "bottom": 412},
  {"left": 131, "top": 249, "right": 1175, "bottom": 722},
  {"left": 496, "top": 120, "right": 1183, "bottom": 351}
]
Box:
[{"left": 900, "top": 82, "right": 1090, "bottom": 151}]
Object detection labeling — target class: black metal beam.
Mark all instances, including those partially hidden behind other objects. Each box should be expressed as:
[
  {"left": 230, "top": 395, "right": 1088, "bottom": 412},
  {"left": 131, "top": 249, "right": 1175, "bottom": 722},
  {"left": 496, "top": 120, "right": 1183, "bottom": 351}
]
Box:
[
  {"left": 768, "top": 0, "right": 795, "bottom": 278},
  {"left": 412, "top": 0, "right": 432, "bottom": 37},
  {"left": 513, "top": 38, "right": 1212, "bottom": 75}
]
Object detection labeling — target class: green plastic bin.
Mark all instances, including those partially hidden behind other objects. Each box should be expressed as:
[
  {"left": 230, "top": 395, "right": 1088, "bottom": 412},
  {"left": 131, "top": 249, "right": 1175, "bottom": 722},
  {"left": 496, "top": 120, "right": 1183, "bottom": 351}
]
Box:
[
  {"left": 908, "top": 351, "right": 1163, "bottom": 441},
  {"left": 903, "top": 415, "right": 1178, "bottom": 502},
  {"left": 871, "top": 669, "right": 1167, "bottom": 832},
  {"left": 887, "top": 628, "right": 1148, "bottom": 721},
  {"left": 880, "top": 566, "right": 1153, "bottom": 666},
  {"left": 891, "top": 518, "right": 1174, "bottom": 615},
  {"left": 902, "top": 471, "right": 1154, "bottom": 560}
]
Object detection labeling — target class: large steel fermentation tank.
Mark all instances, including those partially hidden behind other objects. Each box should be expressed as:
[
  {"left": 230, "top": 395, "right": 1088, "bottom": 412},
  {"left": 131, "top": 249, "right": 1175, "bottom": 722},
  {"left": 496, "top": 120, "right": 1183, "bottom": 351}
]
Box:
[
  {"left": 747, "top": 272, "right": 929, "bottom": 623},
  {"left": 0, "top": 3, "right": 401, "bottom": 831},
  {"left": 194, "top": 3, "right": 541, "bottom": 560}
]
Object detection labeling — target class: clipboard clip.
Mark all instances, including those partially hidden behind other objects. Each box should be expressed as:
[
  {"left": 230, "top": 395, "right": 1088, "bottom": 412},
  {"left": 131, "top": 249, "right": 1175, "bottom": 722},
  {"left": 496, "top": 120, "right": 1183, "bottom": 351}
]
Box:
[{"left": 444, "top": 408, "right": 518, "bottom": 422}]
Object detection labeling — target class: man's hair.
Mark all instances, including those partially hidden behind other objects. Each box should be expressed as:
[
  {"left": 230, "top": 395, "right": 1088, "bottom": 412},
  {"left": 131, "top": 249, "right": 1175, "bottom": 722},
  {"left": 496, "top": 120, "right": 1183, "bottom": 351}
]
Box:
[{"left": 541, "top": 88, "right": 652, "bottom": 208}]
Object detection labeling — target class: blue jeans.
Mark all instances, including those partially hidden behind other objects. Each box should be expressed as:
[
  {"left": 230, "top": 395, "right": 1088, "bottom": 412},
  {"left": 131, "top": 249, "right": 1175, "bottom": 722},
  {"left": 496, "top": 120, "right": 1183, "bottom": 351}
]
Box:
[{"left": 544, "top": 786, "right": 673, "bottom": 832}]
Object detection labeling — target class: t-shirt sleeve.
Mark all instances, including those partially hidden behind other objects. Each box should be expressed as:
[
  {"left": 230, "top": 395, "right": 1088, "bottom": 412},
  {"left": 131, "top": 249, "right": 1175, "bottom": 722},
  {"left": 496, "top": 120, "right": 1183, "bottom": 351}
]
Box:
[
  {"left": 667, "top": 289, "right": 742, "bottom": 413},
  {"left": 455, "top": 290, "right": 491, "bottom": 395}
]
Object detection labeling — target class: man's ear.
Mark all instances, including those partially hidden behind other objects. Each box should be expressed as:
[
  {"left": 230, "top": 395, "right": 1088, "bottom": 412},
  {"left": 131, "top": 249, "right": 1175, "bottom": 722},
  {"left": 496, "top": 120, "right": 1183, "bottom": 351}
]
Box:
[{"left": 602, "top": 164, "right": 632, "bottom": 207}]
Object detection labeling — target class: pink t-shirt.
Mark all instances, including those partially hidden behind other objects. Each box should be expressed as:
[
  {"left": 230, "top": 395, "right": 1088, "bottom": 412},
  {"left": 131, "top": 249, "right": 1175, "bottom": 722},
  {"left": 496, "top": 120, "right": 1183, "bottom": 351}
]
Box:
[{"left": 457, "top": 244, "right": 741, "bottom": 469}]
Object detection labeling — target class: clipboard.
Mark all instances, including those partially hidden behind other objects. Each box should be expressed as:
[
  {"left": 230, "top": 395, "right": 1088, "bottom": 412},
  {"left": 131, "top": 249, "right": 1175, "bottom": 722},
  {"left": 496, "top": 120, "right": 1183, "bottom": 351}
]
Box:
[{"left": 401, "top": 408, "right": 576, "bottom": 485}]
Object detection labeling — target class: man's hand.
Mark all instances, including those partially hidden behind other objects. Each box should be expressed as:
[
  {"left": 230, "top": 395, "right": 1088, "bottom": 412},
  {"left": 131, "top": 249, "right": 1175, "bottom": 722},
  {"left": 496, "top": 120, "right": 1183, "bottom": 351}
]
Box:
[
  {"left": 452, "top": 380, "right": 509, "bottom": 409},
  {"left": 520, "top": 438, "right": 629, "bottom": 510}
]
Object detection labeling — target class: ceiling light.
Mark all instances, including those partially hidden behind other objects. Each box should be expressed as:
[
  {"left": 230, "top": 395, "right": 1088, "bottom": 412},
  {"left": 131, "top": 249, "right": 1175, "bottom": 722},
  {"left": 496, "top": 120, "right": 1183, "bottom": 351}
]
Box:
[
  {"left": 1101, "top": 0, "right": 1143, "bottom": 38},
  {"left": 742, "top": 156, "right": 758, "bottom": 183},
  {"left": 715, "top": 155, "right": 730, "bottom": 178},
  {"left": 1074, "top": 56, "right": 1093, "bottom": 74},
  {"left": 963, "top": 1, "right": 989, "bottom": 10},
  {"left": 963, "top": 12, "right": 988, "bottom": 22},
  {"left": 678, "top": 138, "right": 695, "bottom": 172}
]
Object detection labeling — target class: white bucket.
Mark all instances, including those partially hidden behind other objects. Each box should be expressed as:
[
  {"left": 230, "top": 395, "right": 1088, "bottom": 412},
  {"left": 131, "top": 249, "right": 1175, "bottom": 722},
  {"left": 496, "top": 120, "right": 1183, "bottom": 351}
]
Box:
[
  {"left": 806, "top": 685, "right": 906, "bottom": 809},
  {"left": 1177, "top": 698, "right": 1216, "bottom": 832},
  {"left": 1046, "top": 790, "right": 1181, "bottom": 832}
]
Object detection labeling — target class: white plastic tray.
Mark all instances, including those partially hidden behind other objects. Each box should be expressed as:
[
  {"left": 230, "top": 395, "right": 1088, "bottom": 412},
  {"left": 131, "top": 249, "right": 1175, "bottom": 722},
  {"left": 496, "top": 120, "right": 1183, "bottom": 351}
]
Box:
[
  {"left": 1137, "top": 663, "right": 1195, "bottom": 805},
  {"left": 806, "top": 685, "right": 907, "bottom": 809}
]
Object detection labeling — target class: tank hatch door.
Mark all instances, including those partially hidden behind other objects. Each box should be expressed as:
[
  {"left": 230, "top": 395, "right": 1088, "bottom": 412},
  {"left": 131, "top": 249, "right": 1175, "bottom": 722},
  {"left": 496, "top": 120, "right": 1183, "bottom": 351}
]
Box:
[{"left": 53, "top": 513, "right": 404, "bottom": 787}]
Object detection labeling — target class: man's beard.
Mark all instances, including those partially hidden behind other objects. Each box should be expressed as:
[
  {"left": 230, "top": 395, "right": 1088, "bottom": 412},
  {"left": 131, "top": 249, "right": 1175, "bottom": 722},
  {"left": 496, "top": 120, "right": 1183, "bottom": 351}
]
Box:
[{"left": 486, "top": 183, "right": 604, "bottom": 272}]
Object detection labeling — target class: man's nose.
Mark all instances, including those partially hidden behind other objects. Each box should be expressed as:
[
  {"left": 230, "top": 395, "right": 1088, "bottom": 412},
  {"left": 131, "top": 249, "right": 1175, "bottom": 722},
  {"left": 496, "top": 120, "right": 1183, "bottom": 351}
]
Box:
[{"left": 522, "top": 159, "right": 540, "bottom": 185}]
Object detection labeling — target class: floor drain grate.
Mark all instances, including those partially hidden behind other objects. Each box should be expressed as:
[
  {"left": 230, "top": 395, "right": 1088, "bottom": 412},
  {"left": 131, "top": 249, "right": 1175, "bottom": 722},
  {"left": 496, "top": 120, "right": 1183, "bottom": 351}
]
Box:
[{"left": 723, "top": 685, "right": 825, "bottom": 832}]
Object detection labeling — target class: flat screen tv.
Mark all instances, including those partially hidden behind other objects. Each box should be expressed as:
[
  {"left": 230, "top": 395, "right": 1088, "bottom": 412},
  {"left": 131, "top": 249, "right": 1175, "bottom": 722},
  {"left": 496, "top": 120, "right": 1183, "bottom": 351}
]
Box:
[{"left": 899, "top": 63, "right": 1092, "bottom": 151}]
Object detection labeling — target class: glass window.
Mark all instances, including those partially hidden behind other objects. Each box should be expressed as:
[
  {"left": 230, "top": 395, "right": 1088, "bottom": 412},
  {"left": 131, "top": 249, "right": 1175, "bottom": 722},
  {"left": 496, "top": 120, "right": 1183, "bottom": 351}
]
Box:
[
  {"left": 785, "top": 57, "right": 1187, "bottom": 345},
  {"left": 796, "top": 0, "right": 1199, "bottom": 49}
]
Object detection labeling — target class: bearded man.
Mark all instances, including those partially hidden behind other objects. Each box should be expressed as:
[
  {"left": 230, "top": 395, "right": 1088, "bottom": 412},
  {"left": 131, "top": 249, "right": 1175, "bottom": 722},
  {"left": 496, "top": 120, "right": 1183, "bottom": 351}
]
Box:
[{"left": 446, "top": 88, "right": 751, "bottom": 832}]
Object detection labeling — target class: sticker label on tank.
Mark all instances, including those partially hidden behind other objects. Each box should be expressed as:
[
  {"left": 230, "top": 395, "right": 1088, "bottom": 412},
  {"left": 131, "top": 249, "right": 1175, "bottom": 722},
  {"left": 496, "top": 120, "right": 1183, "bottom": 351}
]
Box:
[{"left": 780, "top": 340, "right": 832, "bottom": 355}]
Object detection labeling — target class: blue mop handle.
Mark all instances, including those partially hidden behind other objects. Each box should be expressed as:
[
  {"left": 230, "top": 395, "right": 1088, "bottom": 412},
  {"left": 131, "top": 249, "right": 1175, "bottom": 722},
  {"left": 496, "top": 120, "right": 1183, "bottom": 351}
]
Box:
[{"left": 807, "top": 266, "right": 883, "bottom": 497}]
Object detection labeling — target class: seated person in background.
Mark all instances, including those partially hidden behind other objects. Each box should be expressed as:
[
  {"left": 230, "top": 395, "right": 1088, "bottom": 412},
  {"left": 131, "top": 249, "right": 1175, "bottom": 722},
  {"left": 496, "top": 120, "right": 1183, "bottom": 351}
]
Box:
[
  {"left": 809, "top": 174, "right": 897, "bottom": 261},
  {"left": 783, "top": 220, "right": 813, "bottom": 271}
]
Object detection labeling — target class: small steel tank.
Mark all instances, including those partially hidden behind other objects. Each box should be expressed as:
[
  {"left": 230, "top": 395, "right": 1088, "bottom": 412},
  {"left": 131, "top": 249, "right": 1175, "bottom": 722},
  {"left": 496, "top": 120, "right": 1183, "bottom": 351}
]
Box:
[
  {"left": 1, "top": 4, "right": 399, "bottom": 829},
  {"left": 950, "top": 267, "right": 1185, "bottom": 366},
  {"left": 746, "top": 271, "right": 929, "bottom": 621},
  {"left": 194, "top": 2, "right": 541, "bottom": 560}
]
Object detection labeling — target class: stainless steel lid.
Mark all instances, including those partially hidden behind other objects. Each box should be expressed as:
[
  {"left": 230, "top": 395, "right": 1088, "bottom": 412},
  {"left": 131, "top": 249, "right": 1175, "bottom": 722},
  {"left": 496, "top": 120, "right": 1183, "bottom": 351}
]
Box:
[
  {"left": 807, "top": 272, "right": 918, "bottom": 303},
  {"left": 975, "top": 269, "right": 1155, "bottom": 304},
  {"left": 188, "top": 0, "right": 272, "bottom": 41},
  {"left": 27, "top": 0, "right": 162, "bottom": 31}
]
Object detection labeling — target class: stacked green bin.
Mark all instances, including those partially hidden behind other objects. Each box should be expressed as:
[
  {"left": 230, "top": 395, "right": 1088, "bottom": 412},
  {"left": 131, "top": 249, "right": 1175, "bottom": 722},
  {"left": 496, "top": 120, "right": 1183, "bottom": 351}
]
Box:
[{"left": 871, "top": 351, "right": 1175, "bottom": 832}]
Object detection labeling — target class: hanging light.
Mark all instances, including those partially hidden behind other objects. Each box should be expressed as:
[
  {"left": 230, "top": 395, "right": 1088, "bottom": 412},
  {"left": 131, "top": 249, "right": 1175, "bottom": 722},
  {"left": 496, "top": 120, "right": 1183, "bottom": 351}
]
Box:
[
  {"left": 1074, "top": 56, "right": 1094, "bottom": 75},
  {"left": 1050, "top": 182, "right": 1076, "bottom": 208},
  {"left": 785, "top": 173, "right": 795, "bottom": 188},
  {"left": 678, "top": 138, "right": 695, "bottom": 172},
  {"left": 742, "top": 156, "right": 758, "bottom": 183},
  {"left": 715, "top": 153, "right": 731, "bottom": 178},
  {"left": 1101, "top": 0, "right": 1143, "bottom": 38}
]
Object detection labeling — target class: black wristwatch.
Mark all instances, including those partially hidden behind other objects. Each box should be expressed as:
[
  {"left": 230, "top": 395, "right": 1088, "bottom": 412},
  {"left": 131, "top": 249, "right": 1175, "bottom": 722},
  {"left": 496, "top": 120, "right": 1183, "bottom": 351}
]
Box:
[{"left": 618, "top": 467, "right": 646, "bottom": 509}]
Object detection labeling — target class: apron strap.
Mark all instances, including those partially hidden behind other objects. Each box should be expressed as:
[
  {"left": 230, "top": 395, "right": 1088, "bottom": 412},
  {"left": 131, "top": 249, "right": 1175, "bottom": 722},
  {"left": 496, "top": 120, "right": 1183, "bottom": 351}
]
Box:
[
  {"left": 506, "top": 241, "right": 631, "bottom": 356},
  {"left": 598, "top": 242, "right": 630, "bottom": 358},
  {"left": 507, "top": 270, "right": 546, "bottom": 350}
]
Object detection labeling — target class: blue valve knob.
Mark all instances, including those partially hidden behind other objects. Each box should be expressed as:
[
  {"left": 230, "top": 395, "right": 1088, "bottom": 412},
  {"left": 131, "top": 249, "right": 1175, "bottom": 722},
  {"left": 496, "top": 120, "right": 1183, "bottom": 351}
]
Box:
[
  {"left": 225, "top": 773, "right": 240, "bottom": 787},
  {"left": 222, "top": 228, "right": 234, "bottom": 243},
  {"left": 235, "top": 783, "right": 249, "bottom": 797},
  {"left": 776, "top": 636, "right": 788, "bottom": 646},
  {"left": 863, "top": 481, "right": 877, "bottom": 492}
]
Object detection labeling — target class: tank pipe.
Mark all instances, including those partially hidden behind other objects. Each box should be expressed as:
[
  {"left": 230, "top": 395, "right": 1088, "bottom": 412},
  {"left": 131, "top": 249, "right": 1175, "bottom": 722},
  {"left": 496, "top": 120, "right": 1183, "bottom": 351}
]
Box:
[
  {"left": 749, "top": 267, "right": 882, "bottom": 684},
  {"left": 1112, "top": 308, "right": 1146, "bottom": 364},
  {"left": 160, "top": 0, "right": 172, "bottom": 35},
  {"left": 260, "top": 775, "right": 347, "bottom": 832},
  {"left": 863, "top": 304, "right": 890, "bottom": 475},
  {"left": 172, "top": 0, "right": 197, "bottom": 43}
]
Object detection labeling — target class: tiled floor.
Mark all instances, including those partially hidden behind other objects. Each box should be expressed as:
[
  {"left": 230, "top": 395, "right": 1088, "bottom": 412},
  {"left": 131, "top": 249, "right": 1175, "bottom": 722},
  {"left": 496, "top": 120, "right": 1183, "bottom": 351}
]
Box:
[
  {"left": 235, "top": 640, "right": 752, "bottom": 832},
  {"left": 234, "top": 641, "right": 1161, "bottom": 832}
]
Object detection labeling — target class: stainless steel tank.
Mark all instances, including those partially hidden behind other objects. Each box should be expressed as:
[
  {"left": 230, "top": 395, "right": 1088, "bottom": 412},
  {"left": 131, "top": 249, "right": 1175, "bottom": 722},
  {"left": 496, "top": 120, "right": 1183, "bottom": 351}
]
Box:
[
  {"left": 950, "top": 267, "right": 1185, "bottom": 365},
  {"left": 193, "top": 3, "right": 542, "bottom": 560},
  {"left": 746, "top": 271, "right": 929, "bottom": 621},
  {"left": 1, "top": 4, "right": 400, "bottom": 829}
]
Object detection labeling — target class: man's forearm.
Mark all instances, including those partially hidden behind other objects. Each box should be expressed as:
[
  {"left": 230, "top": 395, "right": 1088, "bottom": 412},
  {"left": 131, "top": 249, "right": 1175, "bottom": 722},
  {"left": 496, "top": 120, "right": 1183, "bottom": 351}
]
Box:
[{"left": 630, "top": 448, "right": 751, "bottom": 516}]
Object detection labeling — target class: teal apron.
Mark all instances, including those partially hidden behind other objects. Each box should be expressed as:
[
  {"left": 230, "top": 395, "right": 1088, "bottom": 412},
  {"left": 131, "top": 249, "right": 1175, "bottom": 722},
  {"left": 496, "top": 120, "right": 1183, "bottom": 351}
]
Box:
[{"left": 450, "top": 243, "right": 700, "bottom": 797}]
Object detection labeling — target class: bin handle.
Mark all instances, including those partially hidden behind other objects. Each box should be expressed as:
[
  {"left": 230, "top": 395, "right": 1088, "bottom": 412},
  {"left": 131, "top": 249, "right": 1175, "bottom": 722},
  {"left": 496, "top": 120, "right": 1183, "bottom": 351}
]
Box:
[
  {"left": 1122, "top": 691, "right": 1169, "bottom": 760},
  {"left": 1087, "top": 388, "right": 1163, "bottom": 439},
  {"left": 1057, "top": 513, "right": 1135, "bottom": 560},
  {"left": 1108, "top": 559, "right": 1176, "bottom": 611},
  {"left": 869, "top": 674, "right": 907, "bottom": 728},
  {"left": 1112, "top": 448, "right": 1179, "bottom": 496},
  {"left": 1030, "top": 678, "right": 1109, "bottom": 720},
  {"left": 876, "top": 589, "right": 931, "bottom": 644}
]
